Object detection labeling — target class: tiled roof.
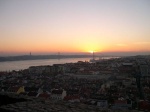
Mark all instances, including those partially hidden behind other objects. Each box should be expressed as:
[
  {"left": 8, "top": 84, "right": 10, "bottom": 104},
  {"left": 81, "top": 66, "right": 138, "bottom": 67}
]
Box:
[
  {"left": 24, "top": 87, "right": 39, "bottom": 92},
  {"left": 27, "top": 92, "right": 38, "bottom": 96},
  {"left": 38, "top": 92, "right": 50, "bottom": 98},
  {"left": 52, "top": 89, "right": 63, "bottom": 94}
]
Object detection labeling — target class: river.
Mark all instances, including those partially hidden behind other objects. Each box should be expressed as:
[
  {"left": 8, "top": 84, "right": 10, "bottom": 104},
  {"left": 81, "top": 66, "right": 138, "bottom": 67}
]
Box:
[{"left": 0, "top": 58, "right": 91, "bottom": 71}]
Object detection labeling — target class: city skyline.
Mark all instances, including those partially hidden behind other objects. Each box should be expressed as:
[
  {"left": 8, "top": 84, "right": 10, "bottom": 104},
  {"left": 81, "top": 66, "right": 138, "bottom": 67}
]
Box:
[{"left": 0, "top": 0, "right": 150, "bottom": 56}]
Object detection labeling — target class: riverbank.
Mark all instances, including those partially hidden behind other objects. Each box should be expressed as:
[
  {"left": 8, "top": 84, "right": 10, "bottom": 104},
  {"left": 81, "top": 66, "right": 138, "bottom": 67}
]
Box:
[{"left": 0, "top": 55, "right": 93, "bottom": 62}]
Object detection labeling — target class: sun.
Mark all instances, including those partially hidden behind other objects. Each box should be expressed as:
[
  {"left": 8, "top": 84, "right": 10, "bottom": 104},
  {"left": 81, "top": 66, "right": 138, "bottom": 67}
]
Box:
[
  {"left": 89, "top": 50, "right": 94, "bottom": 54},
  {"left": 78, "top": 41, "right": 102, "bottom": 53}
]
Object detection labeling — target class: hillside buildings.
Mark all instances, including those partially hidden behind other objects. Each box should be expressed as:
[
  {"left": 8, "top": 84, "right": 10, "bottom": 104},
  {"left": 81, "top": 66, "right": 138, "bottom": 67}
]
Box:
[{"left": 0, "top": 55, "right": 150, "bottom": 111}]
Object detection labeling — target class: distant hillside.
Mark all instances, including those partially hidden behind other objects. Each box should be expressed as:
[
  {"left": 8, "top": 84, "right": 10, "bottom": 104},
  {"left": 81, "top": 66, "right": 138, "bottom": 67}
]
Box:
[{"left": 0, "top": 55, "right": 92, "bottom": 62}]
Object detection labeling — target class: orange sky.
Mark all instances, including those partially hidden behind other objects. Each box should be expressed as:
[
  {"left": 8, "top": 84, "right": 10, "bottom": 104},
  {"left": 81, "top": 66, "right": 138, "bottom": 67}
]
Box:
[{"left": 0, "top": 0, "right": 150, "bottom": 56}]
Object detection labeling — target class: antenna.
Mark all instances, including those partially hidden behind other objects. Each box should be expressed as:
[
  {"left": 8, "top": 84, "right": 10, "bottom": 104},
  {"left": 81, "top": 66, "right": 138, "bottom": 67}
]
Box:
[
  {"left": 58, "top": 52, "right": 60, "bottom": 60},
  {"left": 93, "top": 51, "right": 95, "bottom": 60}
]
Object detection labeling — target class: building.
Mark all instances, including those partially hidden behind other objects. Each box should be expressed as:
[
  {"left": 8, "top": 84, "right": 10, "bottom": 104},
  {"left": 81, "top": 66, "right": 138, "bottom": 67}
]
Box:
[{"left": 51, "top": 89, "right": 66, "bottom": 100}]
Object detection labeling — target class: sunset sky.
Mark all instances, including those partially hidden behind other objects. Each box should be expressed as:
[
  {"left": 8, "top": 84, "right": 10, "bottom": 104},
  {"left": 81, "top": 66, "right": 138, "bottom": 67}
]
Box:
[{"left": 0, "top": 0, "right": 150, "bottom": 56}]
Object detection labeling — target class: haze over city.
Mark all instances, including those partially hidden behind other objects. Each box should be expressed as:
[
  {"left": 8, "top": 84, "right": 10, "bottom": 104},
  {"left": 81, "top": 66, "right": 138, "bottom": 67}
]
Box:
[{"left": 0, "top": 0, "right": 150, "bottom": 56}]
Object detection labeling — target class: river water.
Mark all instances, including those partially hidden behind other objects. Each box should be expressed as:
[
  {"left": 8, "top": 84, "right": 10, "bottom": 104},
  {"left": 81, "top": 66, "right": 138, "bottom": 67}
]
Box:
[{"left": 0, "top": 58, "right": 91, "bottom": 71}]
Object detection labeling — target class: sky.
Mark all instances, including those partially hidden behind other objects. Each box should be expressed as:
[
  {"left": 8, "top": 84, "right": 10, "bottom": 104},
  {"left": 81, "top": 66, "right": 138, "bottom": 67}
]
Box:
[{"left": 0, "top": 0, "right": 150, "bottom": 56}]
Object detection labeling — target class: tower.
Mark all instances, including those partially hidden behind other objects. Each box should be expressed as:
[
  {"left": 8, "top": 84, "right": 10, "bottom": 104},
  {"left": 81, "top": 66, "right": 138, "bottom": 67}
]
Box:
[
  {"left": 58, "top": 52, "right": 60, "bottom": 60},
  {"left": 92, "top": 51, "right": 95, "bottom": 60}
]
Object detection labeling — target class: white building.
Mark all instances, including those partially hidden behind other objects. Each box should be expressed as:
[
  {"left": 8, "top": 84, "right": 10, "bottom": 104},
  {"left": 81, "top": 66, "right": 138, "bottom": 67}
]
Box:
[{"left": 51, "top": 89, "right": 66, "bottom": 100}]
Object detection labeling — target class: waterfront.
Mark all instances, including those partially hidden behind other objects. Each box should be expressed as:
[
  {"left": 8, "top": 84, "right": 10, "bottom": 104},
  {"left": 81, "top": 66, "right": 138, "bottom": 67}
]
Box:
[
  {"left": 0, "top": 58, "right": 91, "bottom": 71},
  {"left": 0, "top": 55, "right": 150, "bottom": 111}
]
